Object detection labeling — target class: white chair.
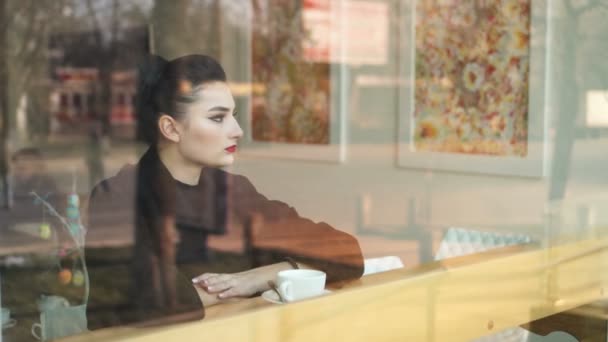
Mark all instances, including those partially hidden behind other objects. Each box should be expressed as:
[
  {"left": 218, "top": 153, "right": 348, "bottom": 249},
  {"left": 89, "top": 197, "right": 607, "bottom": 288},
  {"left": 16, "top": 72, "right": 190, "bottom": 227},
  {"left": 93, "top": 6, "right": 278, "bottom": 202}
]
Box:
[
  {"left": 434, "top": 227, "right": 532, "bottom": 261},
  {"left": 363, "top": 256, "right": 404, "bottom": 276},
  {"left": 435, "top": 227, "right": 533, "bottom": 342}
]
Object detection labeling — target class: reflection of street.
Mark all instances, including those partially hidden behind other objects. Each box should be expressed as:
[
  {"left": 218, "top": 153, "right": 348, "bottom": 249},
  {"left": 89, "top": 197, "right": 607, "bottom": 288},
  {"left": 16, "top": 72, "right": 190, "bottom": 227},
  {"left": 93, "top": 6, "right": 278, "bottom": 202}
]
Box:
[{"left": 0, "top": 143, "right": 138, "bottom": 259}]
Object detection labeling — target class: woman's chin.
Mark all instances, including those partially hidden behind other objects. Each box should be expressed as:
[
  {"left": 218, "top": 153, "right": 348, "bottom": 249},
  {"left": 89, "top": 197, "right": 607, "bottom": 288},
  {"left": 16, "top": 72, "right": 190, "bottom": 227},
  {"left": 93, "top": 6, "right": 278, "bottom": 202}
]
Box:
[
  {"left": 190, "top": 155, "right": 235, "bottom": 168},
  {"left": 216, "top": 155, "right": 235, "bottom": 167}
]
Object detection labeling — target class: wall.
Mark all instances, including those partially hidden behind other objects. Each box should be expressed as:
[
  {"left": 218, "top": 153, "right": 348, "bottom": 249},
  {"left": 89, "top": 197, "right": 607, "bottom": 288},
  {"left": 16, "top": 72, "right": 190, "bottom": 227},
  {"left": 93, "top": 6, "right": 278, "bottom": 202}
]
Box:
[{"left": 222, "top": 0, "right": 608, "bottom": 258}]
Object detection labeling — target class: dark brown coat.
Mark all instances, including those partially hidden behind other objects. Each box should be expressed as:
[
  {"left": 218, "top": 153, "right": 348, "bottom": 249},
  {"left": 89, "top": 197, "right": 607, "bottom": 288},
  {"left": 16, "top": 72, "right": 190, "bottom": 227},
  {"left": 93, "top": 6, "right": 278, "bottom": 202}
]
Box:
[{"left": 86, "top": 148, "right": 363, "bottom": 329}]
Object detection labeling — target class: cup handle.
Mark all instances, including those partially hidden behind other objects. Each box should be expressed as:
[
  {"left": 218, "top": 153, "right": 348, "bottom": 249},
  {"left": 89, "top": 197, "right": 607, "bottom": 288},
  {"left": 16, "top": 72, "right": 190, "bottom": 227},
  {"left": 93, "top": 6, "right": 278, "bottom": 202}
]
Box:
[
  {"left": 278, "top": 281, "right": 293, "bottom": 302},
  {"left": 31, "top": 322, "right": 42, "bottom": 340}
]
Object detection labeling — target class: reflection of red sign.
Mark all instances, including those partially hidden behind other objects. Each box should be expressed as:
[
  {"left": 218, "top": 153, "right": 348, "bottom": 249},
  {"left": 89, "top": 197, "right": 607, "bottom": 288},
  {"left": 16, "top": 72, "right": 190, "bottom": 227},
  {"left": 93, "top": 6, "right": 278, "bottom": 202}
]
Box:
[
  {"left": 303, "top": 0, "right": 329, "bottom": 10},
  {"left": 302, "top": 0, "right": 331, "bottom": 62},
  {"left": 56, "top": 68, "right": 98, "bottom": 82},
  {"left": 302, "top": 0, "right": 388, "bottom": 65},
  {"left": 51, "top": 67, "right": 136, "bottom": 127},
  {"left": 111, "top": 106, "right": 133, "bottom": 124},
  {"left": 111, "top": 70, "right": 136, "bottom": 85}
]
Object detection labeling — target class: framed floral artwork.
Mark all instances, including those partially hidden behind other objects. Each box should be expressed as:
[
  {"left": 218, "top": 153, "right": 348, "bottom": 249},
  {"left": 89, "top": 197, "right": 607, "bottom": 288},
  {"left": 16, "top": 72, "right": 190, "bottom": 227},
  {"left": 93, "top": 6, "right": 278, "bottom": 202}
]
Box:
[
  {"left": 240, "top": 0, "right": 347, "bottom": 162},
  {"left": 398, "top": 0, "right": 550, "bottom": 177}
]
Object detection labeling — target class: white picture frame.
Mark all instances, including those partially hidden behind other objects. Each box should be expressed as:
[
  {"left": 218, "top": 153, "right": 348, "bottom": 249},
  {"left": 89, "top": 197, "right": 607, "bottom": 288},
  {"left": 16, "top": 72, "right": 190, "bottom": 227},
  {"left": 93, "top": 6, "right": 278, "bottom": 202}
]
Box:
[{"left": 397, "top": 0, "right": 551, "bottom": 177}]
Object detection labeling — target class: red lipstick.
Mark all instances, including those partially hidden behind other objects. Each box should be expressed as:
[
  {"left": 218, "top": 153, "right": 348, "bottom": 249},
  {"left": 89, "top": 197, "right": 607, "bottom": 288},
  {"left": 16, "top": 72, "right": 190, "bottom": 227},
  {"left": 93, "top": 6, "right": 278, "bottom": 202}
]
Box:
[{"left": 225, "top": 145, "right": 237, "bottom": 153}]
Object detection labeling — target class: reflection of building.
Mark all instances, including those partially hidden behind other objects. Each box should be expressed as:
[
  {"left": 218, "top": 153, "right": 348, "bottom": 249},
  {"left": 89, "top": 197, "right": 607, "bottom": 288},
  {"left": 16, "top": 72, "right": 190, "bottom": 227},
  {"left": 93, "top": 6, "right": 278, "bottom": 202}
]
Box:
[
  {"left": 51, "top": 68, "right": 98, "bottom": 126},
  {"left": 110, "top": 71, "right": 137, "bottom": 124},
  {"left": 47, "top": 27, "right": 148, "bottom": 134},
  {"left": 49, "top": 68, "right": 136, "bottom": 132}
]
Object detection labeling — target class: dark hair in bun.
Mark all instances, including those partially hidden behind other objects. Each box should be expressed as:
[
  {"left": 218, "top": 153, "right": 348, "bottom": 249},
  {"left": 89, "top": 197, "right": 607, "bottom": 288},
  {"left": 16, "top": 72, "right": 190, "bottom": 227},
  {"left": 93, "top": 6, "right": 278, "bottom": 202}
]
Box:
[{"left": 135, "top": 54, "right": 227, "bottom": 145}]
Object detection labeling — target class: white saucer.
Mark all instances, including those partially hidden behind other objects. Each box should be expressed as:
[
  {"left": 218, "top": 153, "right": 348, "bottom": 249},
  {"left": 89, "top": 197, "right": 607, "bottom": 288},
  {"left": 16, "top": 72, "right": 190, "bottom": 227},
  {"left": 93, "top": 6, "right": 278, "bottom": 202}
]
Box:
[
  {"left": 261, "top": 289, "right": 331, "bottom": 304},
  {"left": 2, "top": 319, "right": 16, "bottom": 330}
]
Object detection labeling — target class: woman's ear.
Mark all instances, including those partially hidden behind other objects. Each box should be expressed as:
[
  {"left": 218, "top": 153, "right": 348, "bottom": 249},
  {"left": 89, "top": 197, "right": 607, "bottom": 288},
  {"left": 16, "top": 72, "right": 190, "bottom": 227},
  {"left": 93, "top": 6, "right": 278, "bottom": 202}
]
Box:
[{"left": 158, "top": 114, "right": 181, "bottom": 143}]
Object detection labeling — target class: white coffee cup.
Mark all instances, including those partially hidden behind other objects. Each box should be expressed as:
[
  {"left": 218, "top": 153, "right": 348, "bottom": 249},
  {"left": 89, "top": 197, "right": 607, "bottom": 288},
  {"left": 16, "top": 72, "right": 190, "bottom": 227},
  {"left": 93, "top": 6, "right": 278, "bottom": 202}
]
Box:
[
  {"left": 31, "top": 321, "right": 44, "bottom": 340},
  {"left": 31, "top": 295, "right": 70, "bottom": 340},
  {"left": 276, "top": 269, "right": 326, "bottom": 302},
  {"left": 1, "top": 307, "right": 16, "bottom": 329},
  {"left": 37, "top": 295, "right": 68, "bottom": 312}
]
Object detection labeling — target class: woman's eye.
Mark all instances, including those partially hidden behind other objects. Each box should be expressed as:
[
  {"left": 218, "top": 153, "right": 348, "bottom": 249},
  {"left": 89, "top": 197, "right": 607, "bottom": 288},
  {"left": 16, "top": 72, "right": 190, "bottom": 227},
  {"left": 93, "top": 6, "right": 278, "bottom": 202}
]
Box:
[{"left": 210, "top": 115, "right": 224, "bottom": 123}]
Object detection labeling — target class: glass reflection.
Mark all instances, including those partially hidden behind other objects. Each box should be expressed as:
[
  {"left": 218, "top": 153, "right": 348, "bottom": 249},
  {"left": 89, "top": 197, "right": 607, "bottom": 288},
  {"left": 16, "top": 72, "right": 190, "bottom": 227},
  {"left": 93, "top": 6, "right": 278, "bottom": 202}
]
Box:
[{"left": 0, "top": 0, "right": 606, "bottom": 341}]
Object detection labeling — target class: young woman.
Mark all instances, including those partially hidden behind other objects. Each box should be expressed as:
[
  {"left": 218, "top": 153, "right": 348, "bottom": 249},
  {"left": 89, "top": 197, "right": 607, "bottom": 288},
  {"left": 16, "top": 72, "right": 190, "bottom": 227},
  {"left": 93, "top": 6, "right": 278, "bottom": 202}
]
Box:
[{"left": 86, "top": 54, "right": 363, "bottom": 328}]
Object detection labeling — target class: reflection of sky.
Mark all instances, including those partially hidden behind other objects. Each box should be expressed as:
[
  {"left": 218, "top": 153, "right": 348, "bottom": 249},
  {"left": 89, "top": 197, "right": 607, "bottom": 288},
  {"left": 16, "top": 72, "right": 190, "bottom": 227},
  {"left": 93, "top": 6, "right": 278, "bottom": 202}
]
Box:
[
  {"left": 69, "top": 0, "right": 251, "bottom": 36},
  {"left": 71, "top": 0, "right": 154, "bottom": 18},
  {"left": 68, "top": 0, "right": 154, "bottom": 43}
]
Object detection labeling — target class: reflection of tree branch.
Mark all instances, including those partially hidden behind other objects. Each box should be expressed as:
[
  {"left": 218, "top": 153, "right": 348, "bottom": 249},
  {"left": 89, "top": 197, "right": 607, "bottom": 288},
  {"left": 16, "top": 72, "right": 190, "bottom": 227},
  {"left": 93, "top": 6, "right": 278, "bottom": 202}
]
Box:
[
  {"left": 19, "top": 8, "right": 46, "bottom": 59},
  {"left": 17, "top": 3, "right": 62, "bottom": 92},
  {"left": 0, "top": 2, "right": 16, "bottom": 32},
  {"left": 86, "top": 0, "right": 118, "bottom": 135},
  {"left": 128, "top": 0, "right": 149, "bottom": 21},
  {"left": 85, "top": 0, "right": 103, "bottom": 43},
  {"left": 14, "top": 1, "right": 38, "bottom": 59},
  {"left": 0, "top": 0, "right": 9, "bottom": 209},
  {"left": 110, "top": 0, "right": 120, "bottom": 59},
  {"left": 3, "top": 0, "right": 35, "bottom": 43},
  {"left": 19, "top": 56, "right": 40, "bottom": 94}
]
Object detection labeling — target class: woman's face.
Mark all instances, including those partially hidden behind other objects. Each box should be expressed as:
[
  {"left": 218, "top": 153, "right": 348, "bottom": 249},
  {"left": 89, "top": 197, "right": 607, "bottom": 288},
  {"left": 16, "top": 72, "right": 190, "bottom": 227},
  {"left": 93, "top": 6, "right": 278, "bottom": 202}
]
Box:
[{"left": 174, "top": 81, "right": 243, "bottom": 168}]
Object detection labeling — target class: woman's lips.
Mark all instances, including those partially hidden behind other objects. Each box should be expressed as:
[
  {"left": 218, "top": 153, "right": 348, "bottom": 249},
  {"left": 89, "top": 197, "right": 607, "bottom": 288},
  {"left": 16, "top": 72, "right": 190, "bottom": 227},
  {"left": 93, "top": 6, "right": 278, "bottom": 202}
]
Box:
[{"left": 225, "top": 145, "right": 237, "bottom": 153}]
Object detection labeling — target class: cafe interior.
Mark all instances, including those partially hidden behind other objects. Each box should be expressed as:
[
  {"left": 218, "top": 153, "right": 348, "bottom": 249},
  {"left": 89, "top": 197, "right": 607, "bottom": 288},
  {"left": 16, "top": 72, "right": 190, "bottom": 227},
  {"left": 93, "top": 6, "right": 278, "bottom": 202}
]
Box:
[{"left": 1, "top": 0, "right": 608, "bottom": 341}]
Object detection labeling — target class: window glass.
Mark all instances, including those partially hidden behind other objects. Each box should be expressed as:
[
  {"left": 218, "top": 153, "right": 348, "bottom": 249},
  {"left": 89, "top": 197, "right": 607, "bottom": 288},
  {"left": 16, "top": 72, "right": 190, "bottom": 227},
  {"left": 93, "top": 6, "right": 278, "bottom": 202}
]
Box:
[{"left": 0, "top": 1, "right": 607, "bottom": 341}]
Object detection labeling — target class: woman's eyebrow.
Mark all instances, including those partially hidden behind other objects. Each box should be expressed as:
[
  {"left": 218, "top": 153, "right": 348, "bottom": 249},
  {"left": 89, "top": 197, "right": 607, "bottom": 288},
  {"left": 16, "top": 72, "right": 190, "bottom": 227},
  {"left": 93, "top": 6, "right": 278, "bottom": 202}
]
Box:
[{"left": 207, "top": 106, "right": 232, "bottom": 112}]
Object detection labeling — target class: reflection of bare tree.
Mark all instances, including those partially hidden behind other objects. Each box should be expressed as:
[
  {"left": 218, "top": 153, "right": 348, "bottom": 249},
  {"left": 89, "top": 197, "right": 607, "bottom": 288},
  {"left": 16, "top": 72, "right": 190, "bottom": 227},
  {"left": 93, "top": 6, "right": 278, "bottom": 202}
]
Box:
[
  {"left": 0, "top": 0, "right": 69, "bottom": 208},
  {"left": 151, "top": 0, "right": 223, "bottom": 59},
  {"left": 151, "top": 0, "right": 189, "bottom": 58},
  {"left": 83, "top": 0, "right": 120, "bottom": 190},
  {"left": 548, "top": 0, "right": 608, "bottom": 201},
  {"left": 85, "top": 0, "right": 112, "bottom": 137},
  {"left": 0, "top": 0, "right": 8, "bottom": 208},
  {"left": 0, "top": 0, "right": 152, "bottom": 206},
  {"left": 251, "top": 0, "right": 331, "bottom": 144}
]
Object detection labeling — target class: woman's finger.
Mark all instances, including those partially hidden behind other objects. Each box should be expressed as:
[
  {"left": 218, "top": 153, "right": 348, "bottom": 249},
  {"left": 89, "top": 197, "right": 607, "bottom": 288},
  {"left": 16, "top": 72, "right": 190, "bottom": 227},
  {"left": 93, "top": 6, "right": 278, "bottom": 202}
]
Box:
[
  {"left": 218, "top": 287, "right": 238, "bottom": 299},
  {"left": 205, "top": 274, "right": 232, "bottom": 285},
  {"left": 205, "top": 274, "right": 234, "bottom": 290},
  {"left": 207, "top": 278, "right": 238, "bottom": 293},
  {"left": 192, "top": 273, "right": 218, "bottom": 284}
]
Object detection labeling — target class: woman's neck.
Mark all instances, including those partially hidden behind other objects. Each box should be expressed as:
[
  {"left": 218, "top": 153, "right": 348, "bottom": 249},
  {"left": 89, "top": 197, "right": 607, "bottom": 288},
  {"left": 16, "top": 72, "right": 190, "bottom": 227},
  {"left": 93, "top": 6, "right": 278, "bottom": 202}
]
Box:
[{"left": 156, "top": 145, "right": 202, "bottom": 185}]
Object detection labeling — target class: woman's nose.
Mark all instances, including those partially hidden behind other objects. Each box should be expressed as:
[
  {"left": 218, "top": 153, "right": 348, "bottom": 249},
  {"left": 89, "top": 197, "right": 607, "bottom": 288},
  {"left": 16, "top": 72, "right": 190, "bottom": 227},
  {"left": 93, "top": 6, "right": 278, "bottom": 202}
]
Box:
[{"left": 229, "top": 117, "right": 244, "bottom": 139}]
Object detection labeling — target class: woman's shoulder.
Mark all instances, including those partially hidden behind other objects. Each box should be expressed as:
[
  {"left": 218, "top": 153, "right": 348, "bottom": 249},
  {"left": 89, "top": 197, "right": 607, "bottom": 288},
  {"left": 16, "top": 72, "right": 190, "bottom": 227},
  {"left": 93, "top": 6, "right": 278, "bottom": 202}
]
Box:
[
  {"left": 90, "top": 164, "right": 137, "bottom": 199},
  {"left": 212, "top": 168, "right": 257, "bottom": 192}
]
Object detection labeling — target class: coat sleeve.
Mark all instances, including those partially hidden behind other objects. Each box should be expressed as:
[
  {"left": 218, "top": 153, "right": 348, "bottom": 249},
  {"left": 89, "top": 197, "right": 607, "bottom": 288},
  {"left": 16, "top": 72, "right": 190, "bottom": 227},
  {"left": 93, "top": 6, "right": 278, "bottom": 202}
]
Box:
[{"left": 229, "top": 174, "right": 364, "bottom": 283}]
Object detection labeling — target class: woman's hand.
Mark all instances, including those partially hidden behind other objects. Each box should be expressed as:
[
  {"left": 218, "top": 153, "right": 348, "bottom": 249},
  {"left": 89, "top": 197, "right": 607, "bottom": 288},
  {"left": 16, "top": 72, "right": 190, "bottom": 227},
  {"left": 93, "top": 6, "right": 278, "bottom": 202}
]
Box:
[
  {"left": 192, "top": 262, "right": 295, "bottom": 299},
  {"left": 193, "top": 270, "right": 265, "bottom": 299}
]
